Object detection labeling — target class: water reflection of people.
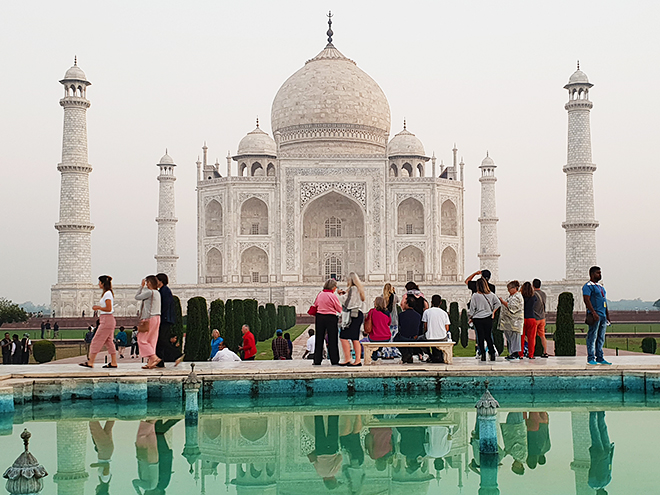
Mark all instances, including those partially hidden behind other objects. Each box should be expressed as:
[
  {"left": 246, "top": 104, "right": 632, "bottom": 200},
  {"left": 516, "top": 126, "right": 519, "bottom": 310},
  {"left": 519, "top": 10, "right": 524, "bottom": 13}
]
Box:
[
  {"left": 500, "top": 412, "right": 528, "bottom": 475},
  {"left": 307, "top": 415, "right": 342, "bottom": 490},
  {"left": 142, "top": 419, "right": 181, "bottom": 495},
  {"left": 133, "top": 421, "right": 159, "bottom": 494},
  {"left": 589, "top": 411, "right": 614, "bottom": 495},
  {"left": 340, "top": 416, "right": 365, "bottom": 494},
  {"left": 525, "top": 412, "right": 551, "bottom": 469},
  {"left": 365, "top": 427, "right": 394, "bottom": 471},
  {"left": 89, "top": 421, "right": 115, "bottom": 494}
]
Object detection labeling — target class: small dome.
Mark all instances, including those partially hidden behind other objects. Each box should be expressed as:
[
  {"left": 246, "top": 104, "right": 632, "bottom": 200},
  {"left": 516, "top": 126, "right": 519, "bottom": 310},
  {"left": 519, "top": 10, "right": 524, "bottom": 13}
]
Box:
[
  {"left": 387, "top": 126, "right": 426, "bottom": 157},
  {"left": 236, "top": 126, "right": 277, "bottom": 157},
  {"left": 158, "top": 152, "right": 175, "bottom": 165},
  {"left": 568, "top": 69, "right": 589, "bottom": 84},
  {"left": 480, "top": 154, "right": 495, "bottom": 167},
  {"left": 63, "top": 65, "right": 87, "bottom": 81}
]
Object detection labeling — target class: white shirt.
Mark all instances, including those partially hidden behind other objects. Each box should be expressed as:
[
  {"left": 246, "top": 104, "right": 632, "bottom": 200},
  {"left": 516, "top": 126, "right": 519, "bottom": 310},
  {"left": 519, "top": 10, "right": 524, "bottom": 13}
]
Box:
[
  {"left": 212, "top": 348, "right": 241, "bottom": 362},
  {"left": 306, "top": 335, "right": 316, "bottom": 353},
  {"left": 425, "top": 426, "right": 453, "bottom": 458},
  {"left": 422, "top": 307, "right": 451, "bottom": 340},
  {"left": 99, "top": 291, "right": 114, "bottom": 315}
]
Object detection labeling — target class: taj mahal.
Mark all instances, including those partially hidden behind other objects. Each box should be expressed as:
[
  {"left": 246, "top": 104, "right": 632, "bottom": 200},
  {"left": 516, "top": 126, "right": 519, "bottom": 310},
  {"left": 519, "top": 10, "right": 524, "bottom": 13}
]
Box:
[{"left": 50, "top": 17, "right": 599, "bottom": 316}]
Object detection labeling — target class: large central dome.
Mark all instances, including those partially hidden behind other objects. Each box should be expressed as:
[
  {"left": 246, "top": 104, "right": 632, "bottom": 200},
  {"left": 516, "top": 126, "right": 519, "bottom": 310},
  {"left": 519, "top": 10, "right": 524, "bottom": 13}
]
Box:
[{"left": 271, "top": 43, "right": 391, "bottom": 156}]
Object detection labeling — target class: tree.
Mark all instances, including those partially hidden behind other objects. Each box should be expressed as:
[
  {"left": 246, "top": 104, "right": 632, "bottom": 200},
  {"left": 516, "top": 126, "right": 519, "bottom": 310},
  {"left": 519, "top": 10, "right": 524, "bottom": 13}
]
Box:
[
  {"left": 492, "top": 309, "right": 504, "bottom": 355},
  {"left": 277, "top": 305, "right": 286, "bottom": 331},
  {"left": 33, "top": 340, "right": 56, "bottom": 363},
  {"left": 184, "top": 297, "right": 210, "bottom": 361},
  {"left": 171, "top": 296, "right": 184, "bottom": 344},
  {"left": 448, "top": 302, "right": 460, "bottom": 344},
  {"left": 233, "top": 299, "right": 245, "bottom": 348},
  {"left": 224, "top": 300, "right": 237, "bottom": 351},
  {"left": 258, "top": 305, "right": 267, "bottom": 340},
  {"left": 0, "top": 298, "right": 28, "bottom": 327},
  {"left": 440, "top": 300, "right": 447, "bottom": 312},
  {"left": 244, "top": 299, "right": 259, "bottom": 340},
  {"left": 265, "top": 303, "right": 277, "bottom": 340},
  {"left": 210, "top": 299, "right": 225, "bottom": 342},
  {"left": 460, "top": 309, "right": 469, "bottom": 348},
  {"left": 555, "top": 291, "right": 576, "bottom": 356}
]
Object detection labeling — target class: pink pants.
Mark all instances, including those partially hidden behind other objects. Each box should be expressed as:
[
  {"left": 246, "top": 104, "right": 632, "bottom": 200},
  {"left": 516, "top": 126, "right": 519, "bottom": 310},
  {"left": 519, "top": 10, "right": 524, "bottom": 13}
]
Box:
[
  {"left": 90, "top": 314, "right": 117, "bottom": 356},
  {"left": 137, "top": 316, "right": 160, "bottom": 358}
]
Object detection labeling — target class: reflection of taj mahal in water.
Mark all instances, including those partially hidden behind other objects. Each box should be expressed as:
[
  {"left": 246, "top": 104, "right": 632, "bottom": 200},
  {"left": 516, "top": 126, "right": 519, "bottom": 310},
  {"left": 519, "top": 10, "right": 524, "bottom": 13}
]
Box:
[{"left": 50, "top": 16, "right": 599, "bottom": 315}]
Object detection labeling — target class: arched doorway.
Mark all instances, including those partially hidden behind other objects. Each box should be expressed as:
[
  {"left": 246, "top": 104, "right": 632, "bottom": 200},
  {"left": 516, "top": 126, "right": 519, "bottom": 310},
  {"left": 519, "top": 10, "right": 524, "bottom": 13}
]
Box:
[
  {"left": 441, "top": 247, "right": 458, "bottom": 281},
  {"left": 398, "top": 245, "right": 425, "bottom": 282},
  {"left": 302, "top": 191, "right": 365, "bottom": 283},
  {"left": 397, "top": 198, "right": 424, "bottom": 235},
  {"left": 206, "top": 248, "right": 223, "bottom": 283},
  {"left": 205, "top": 200, "right": 223, "bottom": 236},
  {"left": 241, "top": 198, "right": 268, "bottom": 235},
  {"left": 241, "top": 246, "right": 268, "bottom": 283},
  {"left": 441, "top": 200, "right": 458, "bottom": 236}
]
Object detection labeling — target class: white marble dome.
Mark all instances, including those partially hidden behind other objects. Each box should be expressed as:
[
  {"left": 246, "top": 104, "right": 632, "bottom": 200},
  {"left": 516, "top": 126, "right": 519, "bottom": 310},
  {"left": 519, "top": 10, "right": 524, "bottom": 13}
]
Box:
[
  {"left": 568, "top": 69, "right": 589, "bottom": 84},
  {"left": 63, "top": 65, "right": 88, "bottom": 81},
  {"left": 236, "top": 126, "right": 277, "bottom": 156},
  {"left": 388, "top": 127, "right": 425, "bottom": 157},
  {"left": 270, "top": 43, "right": 391, "bottom": 154},
  {"left": 159, "top": 152, "right": 175, "bottom": 165},
  {"left": 480, "top": 154, "right": 495, "bottom": 167}
]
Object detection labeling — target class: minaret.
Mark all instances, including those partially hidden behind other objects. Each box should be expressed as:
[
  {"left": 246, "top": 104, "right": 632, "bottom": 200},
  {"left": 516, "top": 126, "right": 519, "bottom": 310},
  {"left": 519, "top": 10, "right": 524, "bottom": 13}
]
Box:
[
  {"left": 563, "top": 63, "right": 598, "bottom": 281},
  {"left": 478, "top": 152, "right": 500, "bottom": 280},
  {"left": 155, "top": 151, "right": 178, "bottom": 283},
  {"left": 55, "top": 58, "right": 94, "bottom": 285},
  {"left": 53, "top": 422, "right": 89, "bottom": 495}
]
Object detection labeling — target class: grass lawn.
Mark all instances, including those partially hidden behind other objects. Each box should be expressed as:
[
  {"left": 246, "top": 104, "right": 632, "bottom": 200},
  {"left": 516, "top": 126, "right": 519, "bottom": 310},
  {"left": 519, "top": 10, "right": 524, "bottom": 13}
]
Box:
[
  {"left": 574, "top": 337, "right": 658, "bottom": 354},
  {"left": 545, "top": 322, "right": 660, "bottom": 334},
  {"left": 255, "top": 324, "right": 310, "bottom": 360}
]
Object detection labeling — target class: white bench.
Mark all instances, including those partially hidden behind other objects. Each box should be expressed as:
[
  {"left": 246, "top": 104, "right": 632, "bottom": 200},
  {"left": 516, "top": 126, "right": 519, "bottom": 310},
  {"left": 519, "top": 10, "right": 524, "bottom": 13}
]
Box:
[{"left": 362, "top": 340, "right": 455, "bottom": 365}]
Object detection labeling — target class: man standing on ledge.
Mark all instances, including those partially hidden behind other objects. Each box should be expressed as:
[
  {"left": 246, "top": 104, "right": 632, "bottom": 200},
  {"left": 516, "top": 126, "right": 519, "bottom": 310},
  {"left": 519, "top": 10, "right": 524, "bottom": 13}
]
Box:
[
  {"left": 239, "top": 324, "right": 257, "bottom": 361},
  {"left": 583, "top": 266, "right": 611, "bottom": 365}
]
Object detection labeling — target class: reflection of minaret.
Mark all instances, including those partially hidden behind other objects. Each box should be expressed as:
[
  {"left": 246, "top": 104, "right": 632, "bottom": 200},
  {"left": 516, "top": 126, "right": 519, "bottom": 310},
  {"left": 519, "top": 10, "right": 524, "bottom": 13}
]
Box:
[
  {"left": 570, "top": 412, "right": 595, "bottom": 495},
  {"left": 155, "top": 151, "right": 179, "bottom": 283},
  {"left": 478, "top": 153, "right": 500, "bottom": 281},
  {"left": 563, "top": 63, "right": 599, "bottom": 281},
  {"left": 53, "top": 422, "right": 89, "bottom": 495},
  {"left": 55, "top": 58, "right": 94, "bottom": 286}
]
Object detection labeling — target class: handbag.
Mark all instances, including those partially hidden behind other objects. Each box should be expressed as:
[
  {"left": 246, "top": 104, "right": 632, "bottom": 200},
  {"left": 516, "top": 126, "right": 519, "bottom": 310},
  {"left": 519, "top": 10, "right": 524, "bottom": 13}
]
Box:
[
  {"left": 137, "top": 290, "right": 154, "bottom": 333},
  {"left": 585, "top": 312, "right": 597, "bottom": 326},
  {"left": 363, "top": 310, "right": 373, "bottom": 335},
  {"left": 307, "top": 305, "right": 317, "bottom": 316}
]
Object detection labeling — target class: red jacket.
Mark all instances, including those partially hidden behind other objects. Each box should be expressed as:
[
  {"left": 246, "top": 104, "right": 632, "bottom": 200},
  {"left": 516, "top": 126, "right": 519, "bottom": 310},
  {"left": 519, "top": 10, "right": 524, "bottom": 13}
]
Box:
[{"left": 242, "top": 331, "right": 257, "bottom": 359}]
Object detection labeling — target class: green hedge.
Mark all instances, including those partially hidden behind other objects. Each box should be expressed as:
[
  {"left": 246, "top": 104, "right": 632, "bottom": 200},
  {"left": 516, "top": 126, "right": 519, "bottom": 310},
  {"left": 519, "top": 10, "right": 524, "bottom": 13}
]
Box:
[
  {"left": 210, "top": 299, "right": 225, "bottom": 342},
  {"left": 554, "top": 292, "right": 576, "bottom": 356},
  {"left": 172, "top": 296, "right": 184, "bottom": 344},
  {"left": 265, "top": 303, "right": 277, "bottom": 340},
  {"left": 224, "top": 300, "right": 238, "bottom": 351},
  {"left": 184, "top": 297, "right": 210, "bottom": 361},
  {"left": 460, "top": 308, "right": 469, "bottom": 348},
  {"left": 258, "top": 305, "right": 267, "bottom": 340},
  {"left": 33, "top": 340, "right": 56, "bottom": 363},
  {"left": 642, "top": 337, "right": 657, "bottom": 354},
  {"left": 448, "top": 302, "right": 459, "bottom": 344},
  {"left": 244, "top": 299, "right": 261, "bottom": 341},
  {"left": 492, "top": 309, "right": 504, "bottom": 355}
]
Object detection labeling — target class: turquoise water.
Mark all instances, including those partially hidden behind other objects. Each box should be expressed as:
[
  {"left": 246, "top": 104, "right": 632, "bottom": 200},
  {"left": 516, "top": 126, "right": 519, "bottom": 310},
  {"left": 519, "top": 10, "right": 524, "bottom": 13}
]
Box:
[{"left": 2, "top": 393, "right": 660, "bottom": 494}]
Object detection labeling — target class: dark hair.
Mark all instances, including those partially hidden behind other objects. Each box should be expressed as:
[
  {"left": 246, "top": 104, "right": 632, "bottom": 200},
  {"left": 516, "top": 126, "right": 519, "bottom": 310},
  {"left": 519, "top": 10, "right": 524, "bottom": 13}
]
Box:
[
  {"left": 98, "top": 275, "right": 113, "bottom": 295},
  {"left": 589, "top": 266, "right": 601, "bottom": 276},
  {"left": 284, "top": 332, "right": 291, "bottom": 340},
  {"left": 532, "top": 278, "right": 541, "bottom": 289},
  {"left": 308, "top": 328, "right": 315, "bottom": 336},
  {"left": 431, "top": 295, "right": 442, "bottom": 307},
  {"left": 145, "top": 275, "right": 159, "bottom": 289},
  {"left": 156, "top": 273, "right": 169, "bottom": 285},
  {"left": 476, "top": 278, "right": 490, "bottom": 294},
  {"left": 405, "top": 281, "right": 419, "bottom": 291},
  {"left": 12, "top": 334, "right": 19, "bottom": 340},
  {"left": 521, "top": 281, "right": 534, "bottom": 298},
  {"left": 119, "top": 326, "right": 124, "bottom": 331},
  {"left": 481, "top": 269, "right": 492, "bottom": 280}
]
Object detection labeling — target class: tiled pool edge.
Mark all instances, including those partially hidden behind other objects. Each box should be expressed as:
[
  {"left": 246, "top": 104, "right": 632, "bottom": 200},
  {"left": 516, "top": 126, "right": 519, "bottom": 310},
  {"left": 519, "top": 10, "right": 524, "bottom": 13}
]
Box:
[{"left": 2, "top": 369, "right": 660, "bottom": 411}]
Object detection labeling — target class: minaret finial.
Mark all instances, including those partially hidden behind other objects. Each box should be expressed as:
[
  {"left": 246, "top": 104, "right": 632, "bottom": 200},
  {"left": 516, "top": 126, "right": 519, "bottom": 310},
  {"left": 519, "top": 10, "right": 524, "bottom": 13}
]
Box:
[
  {"left": 326, "top": 11, "right": 334, "bottom": 44},
  {"left": 577, "top": 60, "right": 580, "bottom": 70},
  {"left": 165, "top": 147, "right": 168, "bottom": 155},
  {"left": 486, "top": 150, "right": 489, "bottom": 157},
  {"left": 403, "top": 118, "right": 406, "bottom": 130},
  {"left": 256, "top": 116, "right": 259, "bottom": 128},
  {"left": 74, "top": 55, "right": 77, "bottom": 66}
]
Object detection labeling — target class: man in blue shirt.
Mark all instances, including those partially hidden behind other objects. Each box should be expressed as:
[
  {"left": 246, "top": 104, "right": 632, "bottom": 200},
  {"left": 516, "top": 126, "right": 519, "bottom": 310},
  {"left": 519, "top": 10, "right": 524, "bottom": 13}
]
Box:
[{"left": 582, "top": 266, "right": 611, "bottom": 365}]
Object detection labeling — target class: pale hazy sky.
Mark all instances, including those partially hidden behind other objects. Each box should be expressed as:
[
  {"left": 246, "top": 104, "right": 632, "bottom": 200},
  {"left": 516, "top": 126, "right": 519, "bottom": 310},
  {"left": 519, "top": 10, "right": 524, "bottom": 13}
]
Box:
[{"left": 1, "top": 0, "right": 659, "bottom": 305}]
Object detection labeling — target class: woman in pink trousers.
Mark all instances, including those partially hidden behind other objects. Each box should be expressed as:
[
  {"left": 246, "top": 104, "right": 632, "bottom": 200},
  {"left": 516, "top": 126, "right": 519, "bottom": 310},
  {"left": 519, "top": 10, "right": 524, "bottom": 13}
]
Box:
[
  {"left": 135, "top": 275, "right": 162, "bottom": 369},
  {"left": 80, "top": 275, "right": 118, "bottom": 368}
]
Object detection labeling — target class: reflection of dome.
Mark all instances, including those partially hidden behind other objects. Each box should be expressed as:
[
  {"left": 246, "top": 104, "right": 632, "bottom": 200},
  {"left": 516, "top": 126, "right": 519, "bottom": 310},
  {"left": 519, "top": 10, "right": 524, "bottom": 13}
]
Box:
[
  {"left": 388, "top": 126, "right": 425, "bottom": 157},
  {"left": 158, "top": 152, "right": 175, "bottom": 165},
  {"left": 239, "top": 417, "right": 268, "bottom": 442},
  {"left": 63, "top": 65, "right": 87, "bottom": 81},
  {"left": 237, "top": 126, "right": 277, "bottom": 157},
  {"left": 568, "top": 69, "right": 589, "bottom": 84},
  {"left": 271, "top": 43, "right": 391, "bottom": 154}
]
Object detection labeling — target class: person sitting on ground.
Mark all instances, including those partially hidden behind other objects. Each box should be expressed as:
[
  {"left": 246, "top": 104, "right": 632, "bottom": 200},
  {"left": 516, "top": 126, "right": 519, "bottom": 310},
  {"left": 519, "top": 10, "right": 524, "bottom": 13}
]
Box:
[
  {"left": 272, "top": 329, "right": 289, "bottom": 360},
  {"left": 500, "top": 281, "right": 524, "bottom": 360},
  {"left": 211, "top": 341, "right": 241, "bottom": 362},
  {"left": 115, "top": 326, "right": 128, "bottom": 359},
  {"left": 303, "top": 328, "right": 316, "bottom": 360},
  {"left": 239, "top": 324, "right": 257, "bottom": 360},
  {"left": 364, "top": 296, "right": 392, "bottom": 363},
  {"left": 283, "top": 332, "right": 293, "bottom": 359},
  {"left": 163, "top": 334, "right": 185, "bottom": 366},
  {"left": 420, "top": 295, "right": 451, "bottom": 363},
  {"left": 395, "top": 297, "right": 423, "bottom": 364},
  {"left": 209, "top": 329, "right": 223, "bottom": 360}
]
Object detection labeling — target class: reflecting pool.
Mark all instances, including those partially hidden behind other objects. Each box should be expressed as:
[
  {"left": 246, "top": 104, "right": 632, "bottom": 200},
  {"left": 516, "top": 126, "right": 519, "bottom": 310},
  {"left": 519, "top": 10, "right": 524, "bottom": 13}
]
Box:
[{"left": 2, "top": 392, "right": 659, "bottom": 494}]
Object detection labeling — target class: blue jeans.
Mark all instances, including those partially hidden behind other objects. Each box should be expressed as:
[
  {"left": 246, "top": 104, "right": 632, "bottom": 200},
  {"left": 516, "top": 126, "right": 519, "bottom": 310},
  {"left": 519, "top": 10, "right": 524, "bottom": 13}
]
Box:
[{"left": 586, "top": 316, "right": 607, "bottom": 362}]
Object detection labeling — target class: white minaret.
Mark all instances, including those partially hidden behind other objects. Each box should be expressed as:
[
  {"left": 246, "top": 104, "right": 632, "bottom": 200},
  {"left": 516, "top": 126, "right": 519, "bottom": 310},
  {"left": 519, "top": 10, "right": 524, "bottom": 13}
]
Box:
[
  {"left": 563, "top": 63, "right": 598, "bottom": 281},
  {"left": 53, "top": 421, "right": 89, "bottom": 495},
  {"left": 55, "top": 58, "right": 94, "bottom": 285},
  {"left": 155, "top": 151, "right": 178, "bottom": 283},
  {"left": 478, "top": 153, "right": 500, "bottom": 280}
]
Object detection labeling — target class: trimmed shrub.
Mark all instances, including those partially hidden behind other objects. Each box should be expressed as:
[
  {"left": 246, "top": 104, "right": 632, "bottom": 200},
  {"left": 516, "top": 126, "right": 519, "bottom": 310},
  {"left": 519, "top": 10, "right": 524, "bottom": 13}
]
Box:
[
  {"left": 33, "top": 340, "right": 56, "bottom": 363},
  {"left": 492, "top": 309, "right": 504, "bottom": 355},
  {"left": 233, "top": 299, "right": 245, "bottom": 345},
  {"left": 184, "top": 297, "right": 210, "bottom": 361},
  {"left": 258, "top": 305, "right": 267, "bottom": 337},
  {"left": 244, "top": 299, "right": 259, "bottom": 340},
  {"left": 172, "top": 296, "right": 184, "bottom": 344},
  {"left": 642, "top": 337, "right": 657, "bottom": 354},
  {"left": 448, "top": 302, "right": 460, "bottom": 344},
  {"left": 555, "top": 292, "right": 576, "bottom": 356},
  {"left": 265, "top": 303, "right": 277, "bottom": 340},
  {"left": 224, "top": 300, "right": 237, "bottom": 351},
  {"left": 277, "top": 305, "right": 286, "bottom": 331},
  {"left": 210, "top": 299, "right": 225, "bottom": 342},
  {"left": 460, "top": 309, "right": 469, "bottom": 348},
  {"left": 440, "top": 300, "right": 448, "bottom": 312}
]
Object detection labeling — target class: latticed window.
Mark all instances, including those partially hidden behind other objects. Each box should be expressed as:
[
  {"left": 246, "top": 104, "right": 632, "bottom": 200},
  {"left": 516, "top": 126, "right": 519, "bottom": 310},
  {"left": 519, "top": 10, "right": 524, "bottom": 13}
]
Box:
[
  {"left": 325, "top": 217, "right": 342, "bottom": 237},
  {"left": 406, "top": 270, "right": 414, "bottom": 281},
  {"left": 406, "top": 224, "right": 413, "bottom": 235},
  {"left": 325, "top": 256, "right": 342, "bottom": 281},
  {"left": 251, "top": 223, "right": 259, "bottom": 235},
  {"left": 252, "top": 272, "right": 260, "bottom": 283}
]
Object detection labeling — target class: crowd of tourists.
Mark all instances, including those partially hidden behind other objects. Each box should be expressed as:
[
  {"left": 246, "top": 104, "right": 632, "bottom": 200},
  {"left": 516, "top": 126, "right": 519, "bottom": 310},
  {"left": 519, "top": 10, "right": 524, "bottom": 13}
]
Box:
[{"left": 1, "top": 332, "right": 31, "bottom": 364}]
